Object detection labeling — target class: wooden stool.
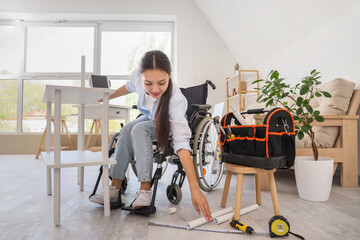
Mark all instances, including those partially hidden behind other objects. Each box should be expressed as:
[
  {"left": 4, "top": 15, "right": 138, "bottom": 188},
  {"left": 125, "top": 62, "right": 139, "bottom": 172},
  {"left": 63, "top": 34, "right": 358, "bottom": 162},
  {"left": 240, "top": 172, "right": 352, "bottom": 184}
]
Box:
[
  {"left": 35, "top": 117, "right": 73, "bottom": 159},
  {"left": 221, "top": 163, "right": 280, "bottom": 221}
]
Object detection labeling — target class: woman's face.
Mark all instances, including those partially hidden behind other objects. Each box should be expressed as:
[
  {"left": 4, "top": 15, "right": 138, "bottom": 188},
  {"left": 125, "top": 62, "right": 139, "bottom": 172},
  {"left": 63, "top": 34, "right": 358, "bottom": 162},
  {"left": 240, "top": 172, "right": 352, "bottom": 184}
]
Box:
[{"left": 142, "top": 69, "right": 170, "bottom": 99}]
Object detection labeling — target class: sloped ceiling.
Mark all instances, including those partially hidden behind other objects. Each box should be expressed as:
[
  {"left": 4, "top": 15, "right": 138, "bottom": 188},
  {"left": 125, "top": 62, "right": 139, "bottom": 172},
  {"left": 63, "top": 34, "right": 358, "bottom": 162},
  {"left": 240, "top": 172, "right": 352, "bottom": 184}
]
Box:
[{"left": 194, "top": 0, "right": 360, "bottom": 69}]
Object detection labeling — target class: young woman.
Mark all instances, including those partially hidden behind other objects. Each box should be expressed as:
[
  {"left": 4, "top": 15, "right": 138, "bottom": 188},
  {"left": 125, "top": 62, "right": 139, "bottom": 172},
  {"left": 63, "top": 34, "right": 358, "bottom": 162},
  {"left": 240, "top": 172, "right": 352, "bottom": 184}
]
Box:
[{"left": 90, "top": 50, "right": 212, "bottom": 220}]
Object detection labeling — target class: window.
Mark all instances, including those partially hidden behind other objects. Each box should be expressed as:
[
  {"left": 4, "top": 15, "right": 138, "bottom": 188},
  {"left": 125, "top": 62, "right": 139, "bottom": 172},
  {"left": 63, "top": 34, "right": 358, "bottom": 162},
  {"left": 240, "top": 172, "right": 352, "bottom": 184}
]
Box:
[
  {"left": 101, "top": 32, "right": 171, "bottom": 75},
  {"left": 0, "top": 26, "right": 21, "bottom": 76},
  {"left": 22, "top": 79, "right": 81, "bottom": 132},
  {"left": 0, "top": 25, "right": 21, "bottom": 132},
  {"left": 0, "top": 19, "right": 174, "bottom": 133},
  {"left": 26, "top": 27, "right": 94, "bottom": 73},
  {"left": 0, "top": 79, "right": 17, "bottom": 132}
]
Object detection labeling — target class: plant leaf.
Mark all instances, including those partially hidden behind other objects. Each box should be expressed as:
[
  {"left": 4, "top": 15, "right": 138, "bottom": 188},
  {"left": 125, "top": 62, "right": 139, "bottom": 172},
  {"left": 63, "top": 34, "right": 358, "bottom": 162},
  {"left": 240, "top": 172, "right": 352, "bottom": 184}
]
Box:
[
  {"left": 296, "top": 108, "right": 303, "bottom": 115},
  {"left": 252, "top": 79, "right": 263, "bottom": 84},
  {"left": 322, "top": 91, "right": 332, "bottom": 98},
  {"left": 315, "top": 115, "right": 325, "bottom": 122},
  {"left": 305, "top": 104, "right": 313, "bottom": 113},
  {"left": 307, "top": 117, "right": 313, "bottom": 124},
  {"left": 270, "top": 71, "right": 279, "bottom": 80},
  {"left": 311, "top": 69, "right": 316, "bottom": 74},
  {"left": 301, "top": 124, "right": 312, "bottom": 133},
  {"left": 300, "top": 86, "right": 309, "bottom": 95},
  {"left": 296, "top": 97, "right": 303, "bottom": 106},
  {"left": 297, "top": 131, "right": 304, "bottom": 140},
  {"left": 313, "top": 110, "right": 320, "bottom": 116}
]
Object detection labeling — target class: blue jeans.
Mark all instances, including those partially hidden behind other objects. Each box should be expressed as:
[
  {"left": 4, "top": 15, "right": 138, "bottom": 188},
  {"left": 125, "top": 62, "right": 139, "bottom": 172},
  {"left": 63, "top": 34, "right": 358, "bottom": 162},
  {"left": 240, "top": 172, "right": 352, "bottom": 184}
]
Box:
[{"left": 109, "top": 116, "right": 156, "bottom": 182}]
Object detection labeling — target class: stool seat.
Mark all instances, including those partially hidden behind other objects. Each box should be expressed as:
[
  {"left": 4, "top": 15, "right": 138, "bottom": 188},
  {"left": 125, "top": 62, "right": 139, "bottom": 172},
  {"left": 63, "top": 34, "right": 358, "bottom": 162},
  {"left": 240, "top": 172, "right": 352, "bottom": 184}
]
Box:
[
  {"left": 221, "top": 163, "right": 280, "bottom": 221},
  {"left": 225, "top": 163, "right": 276, "bottom": 174}
]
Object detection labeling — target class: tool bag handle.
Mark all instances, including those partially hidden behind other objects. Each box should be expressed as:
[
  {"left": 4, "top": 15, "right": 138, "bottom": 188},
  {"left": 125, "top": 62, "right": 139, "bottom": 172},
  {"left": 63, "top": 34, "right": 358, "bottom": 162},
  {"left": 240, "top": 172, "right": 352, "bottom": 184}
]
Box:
[{"left": 240, "top": 108, "right": 272, "bottom": 115}]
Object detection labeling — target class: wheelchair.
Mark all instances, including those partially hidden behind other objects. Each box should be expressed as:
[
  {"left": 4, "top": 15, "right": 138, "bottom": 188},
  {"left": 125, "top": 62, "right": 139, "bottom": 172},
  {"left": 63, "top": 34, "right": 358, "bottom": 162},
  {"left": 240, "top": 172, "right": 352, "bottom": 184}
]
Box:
[{"left": 89, "top": 80, "right": 224, "bottom": 215}]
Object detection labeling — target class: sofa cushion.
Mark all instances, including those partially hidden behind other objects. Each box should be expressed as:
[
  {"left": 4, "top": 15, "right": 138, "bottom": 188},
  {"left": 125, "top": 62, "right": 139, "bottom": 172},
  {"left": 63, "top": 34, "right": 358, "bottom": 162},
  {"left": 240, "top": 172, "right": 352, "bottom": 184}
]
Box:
[{"left": 296, "top": 78, "right": 355, "bottom": 148}]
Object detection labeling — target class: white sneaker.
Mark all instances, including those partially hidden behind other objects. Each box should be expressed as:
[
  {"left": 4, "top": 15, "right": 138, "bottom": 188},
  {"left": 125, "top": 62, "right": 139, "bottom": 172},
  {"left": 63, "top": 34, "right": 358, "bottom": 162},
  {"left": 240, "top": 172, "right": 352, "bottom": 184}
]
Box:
[
  {"left": 132, "top": 190, "right": 152, "bottom": 209},
  {"left": 89, "top": 185, "right": 120, "bottom": 205}
]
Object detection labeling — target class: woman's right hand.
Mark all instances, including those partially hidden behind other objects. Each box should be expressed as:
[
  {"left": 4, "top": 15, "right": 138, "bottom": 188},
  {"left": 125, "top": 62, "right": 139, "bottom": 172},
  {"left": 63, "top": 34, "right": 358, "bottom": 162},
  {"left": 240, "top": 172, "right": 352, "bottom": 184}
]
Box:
[{"left": 191, "top": 188, "right": 212, "bottom": 221}]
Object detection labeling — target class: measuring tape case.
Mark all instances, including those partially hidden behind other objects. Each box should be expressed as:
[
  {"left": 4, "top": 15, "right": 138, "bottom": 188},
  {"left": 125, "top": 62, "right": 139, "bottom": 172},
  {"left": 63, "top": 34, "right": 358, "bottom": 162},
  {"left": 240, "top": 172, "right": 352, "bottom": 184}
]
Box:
[{"left": 219, "top": 108, "right": 296, "bottom": 170}]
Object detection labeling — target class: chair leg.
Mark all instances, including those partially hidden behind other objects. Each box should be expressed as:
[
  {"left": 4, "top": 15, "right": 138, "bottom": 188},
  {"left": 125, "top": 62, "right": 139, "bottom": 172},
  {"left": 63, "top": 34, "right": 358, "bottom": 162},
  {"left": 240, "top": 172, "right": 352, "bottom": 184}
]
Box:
[
  {"left": 268, "top": 172, "right": 280, "bottom": 215},
  {"left": 62, "top": 120, "right": 74, "bottom": 150},
  {"left": 36, "top": 127, "right": 47, "bottom": 159},
  {"left": 221, "top": 170, "right": 232, "bottom": 208},
  {"left": 85, "top": 120, "right": 96, "bottom": 150},
  {"left": 259, "top": 172, "right": 270, "bottom": 191},
  {"left": 255, "top": 173, "right": 261, "bottom": 205},
  {"left": 233, "top": 173, "right": 244, "bottom": 221}
]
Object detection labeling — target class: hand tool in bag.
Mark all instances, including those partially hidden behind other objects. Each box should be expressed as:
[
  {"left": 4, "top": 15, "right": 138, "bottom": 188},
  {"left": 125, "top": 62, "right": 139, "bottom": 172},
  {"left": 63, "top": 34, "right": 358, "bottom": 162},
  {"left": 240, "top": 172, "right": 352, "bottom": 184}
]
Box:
[
  {"left": 214, "top": 116, "right": 233, "bottom": 139},
  {"left": 226, "top": 125, "right": 235, "bottom": 139}
]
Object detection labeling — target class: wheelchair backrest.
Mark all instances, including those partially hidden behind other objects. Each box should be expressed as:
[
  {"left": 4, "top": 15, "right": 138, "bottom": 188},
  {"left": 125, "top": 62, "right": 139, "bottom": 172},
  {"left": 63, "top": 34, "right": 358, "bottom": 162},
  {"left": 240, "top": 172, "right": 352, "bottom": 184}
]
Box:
[{"left": 180, "top": 82, "right": 208, "bottom": 120}]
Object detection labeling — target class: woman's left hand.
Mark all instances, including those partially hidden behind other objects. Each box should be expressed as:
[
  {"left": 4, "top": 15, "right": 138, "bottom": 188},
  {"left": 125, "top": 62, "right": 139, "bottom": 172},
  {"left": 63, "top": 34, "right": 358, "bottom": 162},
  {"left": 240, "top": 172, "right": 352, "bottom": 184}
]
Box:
[{"left": 191, "top": 188, "right": 212, "bottom": 221}]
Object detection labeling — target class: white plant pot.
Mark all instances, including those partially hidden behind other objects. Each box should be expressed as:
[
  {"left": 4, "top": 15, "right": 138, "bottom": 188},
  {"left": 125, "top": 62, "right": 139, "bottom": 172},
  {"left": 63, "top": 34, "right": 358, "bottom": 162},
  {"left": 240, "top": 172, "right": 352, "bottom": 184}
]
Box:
[{"left": 295, "top": 156, "right": 334, "bottom": 202}]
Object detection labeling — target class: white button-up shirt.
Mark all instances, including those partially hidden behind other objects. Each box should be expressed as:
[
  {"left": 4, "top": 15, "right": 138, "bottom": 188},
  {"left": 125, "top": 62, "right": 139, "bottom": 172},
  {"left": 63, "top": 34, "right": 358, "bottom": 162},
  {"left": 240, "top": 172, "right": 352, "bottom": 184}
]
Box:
[{"left": 125, "top": 69, "right": 192, "bottom": 153}]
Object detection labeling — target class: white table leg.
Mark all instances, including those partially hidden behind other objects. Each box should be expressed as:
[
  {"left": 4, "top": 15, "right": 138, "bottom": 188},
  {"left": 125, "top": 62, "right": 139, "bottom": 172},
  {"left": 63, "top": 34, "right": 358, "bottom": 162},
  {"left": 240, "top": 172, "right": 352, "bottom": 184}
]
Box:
[
  {"left": 46, "top": 102, "right": 52, "bottom": 152},
  {"left": 47, "top": 168, "right": 52, "bottom": 195},
  {"left": 79, "top": 167, "right": 84, "bottom": 191},
  {"left": 102, "top": 93, "right": 110, "bottom": 217},
  {"left": 46, "top": 102, "right": 52, "bottom": 195},
  {"left": 54, "top": 89, "right": 61, "bottom": 225}
]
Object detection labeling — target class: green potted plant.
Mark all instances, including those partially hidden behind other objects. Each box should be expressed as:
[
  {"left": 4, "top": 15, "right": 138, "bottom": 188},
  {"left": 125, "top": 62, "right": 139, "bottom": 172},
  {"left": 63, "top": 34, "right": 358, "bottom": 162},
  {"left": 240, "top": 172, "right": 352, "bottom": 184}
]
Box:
[{"left": 253, "top": 69, "right": 334, "bottom": 201}]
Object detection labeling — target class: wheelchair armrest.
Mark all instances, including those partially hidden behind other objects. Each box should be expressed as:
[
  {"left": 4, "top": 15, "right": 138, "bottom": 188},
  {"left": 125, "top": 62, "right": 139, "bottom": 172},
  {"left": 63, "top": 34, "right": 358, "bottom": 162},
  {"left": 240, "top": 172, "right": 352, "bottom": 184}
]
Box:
[{"left": 191, "top": 104, "right": 211, "bottom": 111}]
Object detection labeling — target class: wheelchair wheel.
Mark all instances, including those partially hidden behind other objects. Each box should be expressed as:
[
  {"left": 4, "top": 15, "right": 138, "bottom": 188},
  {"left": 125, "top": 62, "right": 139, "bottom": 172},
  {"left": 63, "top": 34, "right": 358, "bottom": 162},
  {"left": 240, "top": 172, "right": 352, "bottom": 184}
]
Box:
[
  {"left": 193, "top": 116, "right": 224, "bottom": 192},
  {"left": 166, "top": 184, "right": 182, "bottom": 205}
]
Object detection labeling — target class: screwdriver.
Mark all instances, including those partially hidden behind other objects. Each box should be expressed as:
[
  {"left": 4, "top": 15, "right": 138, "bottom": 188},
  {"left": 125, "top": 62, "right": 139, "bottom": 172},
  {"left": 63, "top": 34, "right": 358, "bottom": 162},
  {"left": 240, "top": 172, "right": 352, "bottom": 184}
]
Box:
[
  {"left": 229, "top": 219, "right": 255, "bottom": 234},
  {"left": 227, "top": 125, "right": 235, "bottom": 139}
]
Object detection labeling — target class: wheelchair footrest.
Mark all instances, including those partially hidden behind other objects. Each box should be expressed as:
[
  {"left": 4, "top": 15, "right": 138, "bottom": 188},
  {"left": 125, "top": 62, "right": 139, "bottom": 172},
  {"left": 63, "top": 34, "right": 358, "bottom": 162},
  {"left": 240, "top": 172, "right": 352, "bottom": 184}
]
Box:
[
  {"left": 121, "top": 205, "right": 156, "bottom": 215},
  {"left": 110, "top": 201, "right": 125, "bottom": 209}
]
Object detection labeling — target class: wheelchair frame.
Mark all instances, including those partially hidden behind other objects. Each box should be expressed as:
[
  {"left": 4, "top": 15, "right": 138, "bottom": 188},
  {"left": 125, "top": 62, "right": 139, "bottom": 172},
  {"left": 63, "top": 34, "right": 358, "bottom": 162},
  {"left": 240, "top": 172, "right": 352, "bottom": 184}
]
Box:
[{"left": 89, "top": 80, "right": 224, "bottom": 215}]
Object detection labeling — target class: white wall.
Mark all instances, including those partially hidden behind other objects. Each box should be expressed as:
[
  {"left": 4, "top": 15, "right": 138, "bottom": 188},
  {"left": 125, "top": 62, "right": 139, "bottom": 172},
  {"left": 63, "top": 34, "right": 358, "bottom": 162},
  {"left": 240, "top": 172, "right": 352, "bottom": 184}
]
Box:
[
  {"left": 195, "top": 0, "right": 360, "bottom": 177},
  {"left": 194, "top": 0, "right": 360, "bottom": 85},
  {"left": 0, "top": 0, "right": 236, "bottom": 108}
]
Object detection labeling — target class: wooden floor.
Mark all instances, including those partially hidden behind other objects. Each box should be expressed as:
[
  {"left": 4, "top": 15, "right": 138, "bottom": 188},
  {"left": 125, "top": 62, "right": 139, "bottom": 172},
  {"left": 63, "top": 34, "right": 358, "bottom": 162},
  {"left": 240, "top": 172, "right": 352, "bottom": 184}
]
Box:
[{"left": 1, "top": 154, "right": 360, "bottom": 240}]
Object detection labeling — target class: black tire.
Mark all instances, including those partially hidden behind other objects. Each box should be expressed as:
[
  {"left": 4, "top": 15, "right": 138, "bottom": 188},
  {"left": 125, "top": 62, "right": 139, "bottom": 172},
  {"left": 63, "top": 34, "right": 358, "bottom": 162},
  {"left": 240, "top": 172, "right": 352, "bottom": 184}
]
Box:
[
  {"left": 193, "top": 117, "right": 224, "bottom": 192},
  {"left": 166, "top": 184, "right": 182, "bottom": 205}
]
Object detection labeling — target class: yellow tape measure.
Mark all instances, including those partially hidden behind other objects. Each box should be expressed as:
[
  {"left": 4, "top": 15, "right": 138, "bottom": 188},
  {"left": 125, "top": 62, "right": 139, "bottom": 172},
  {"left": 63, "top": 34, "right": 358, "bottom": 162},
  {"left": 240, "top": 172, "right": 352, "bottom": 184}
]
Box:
[
  {"left": 269, "top": 216, "right": 290, "bottom": 237},
  {"left": 269, "top": 216, "right": 304, "bottom": 239}
]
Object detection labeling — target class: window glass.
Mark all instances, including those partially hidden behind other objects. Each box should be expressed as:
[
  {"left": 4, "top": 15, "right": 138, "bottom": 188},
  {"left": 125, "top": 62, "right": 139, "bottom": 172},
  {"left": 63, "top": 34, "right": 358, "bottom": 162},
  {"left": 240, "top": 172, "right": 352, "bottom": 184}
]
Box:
[
  {"left": 26, "top": 27, "right": 94, "bottom": 72},
  {"left": 101, "top": 32, "right": 171, "bottom": 75},
  {"left": 0, "top": 26, "right": 21, "bottom": 76},
  {"left": 0, "top": 79, "right": 17, "bottom": 132},
  {"left": 22, "top": 79, "right": 80, "bottom": 132}
]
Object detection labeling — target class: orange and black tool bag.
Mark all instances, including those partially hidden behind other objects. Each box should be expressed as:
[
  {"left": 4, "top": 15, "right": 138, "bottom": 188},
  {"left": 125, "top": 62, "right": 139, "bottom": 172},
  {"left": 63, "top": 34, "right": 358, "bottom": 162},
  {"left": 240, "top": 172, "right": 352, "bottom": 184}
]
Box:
[{"left": 219, "top": 108, "right": 295, "bottom": 170}]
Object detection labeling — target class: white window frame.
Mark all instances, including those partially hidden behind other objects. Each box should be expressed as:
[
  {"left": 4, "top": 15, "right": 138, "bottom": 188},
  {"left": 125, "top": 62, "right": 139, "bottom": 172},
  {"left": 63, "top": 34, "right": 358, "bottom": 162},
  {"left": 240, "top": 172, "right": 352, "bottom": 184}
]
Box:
[
  {"left": 0, "top": 17, "right": 176, "bottom": 133},
  {"left": 98, "top": 21, "right": 175, "bottom": 81}
]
